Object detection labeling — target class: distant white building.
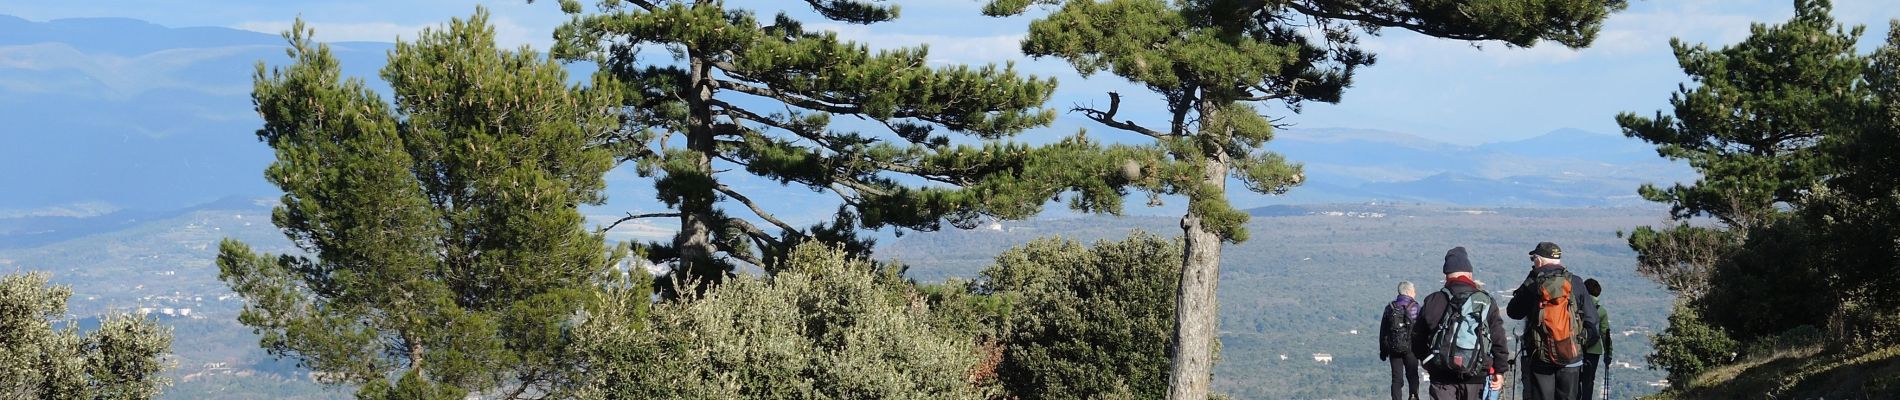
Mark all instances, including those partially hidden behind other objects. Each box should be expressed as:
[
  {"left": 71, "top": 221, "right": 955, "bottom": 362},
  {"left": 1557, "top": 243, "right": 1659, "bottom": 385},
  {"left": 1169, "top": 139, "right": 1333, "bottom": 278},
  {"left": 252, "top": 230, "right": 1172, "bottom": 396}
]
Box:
[
  {"left": 1279, "top": 354, "right": 1288, "bottom": 361},
  {"left": 178, "top": 308, "right": 192, "bottom": 317},
  {"left": 1312, "top": 353, "right": 1333, "bottom": 364}
]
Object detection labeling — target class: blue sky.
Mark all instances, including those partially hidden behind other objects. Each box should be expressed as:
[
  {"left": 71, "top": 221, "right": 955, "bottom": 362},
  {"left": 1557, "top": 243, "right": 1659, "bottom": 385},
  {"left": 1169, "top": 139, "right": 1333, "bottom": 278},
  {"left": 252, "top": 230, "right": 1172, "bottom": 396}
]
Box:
[{"left": 9, "top": 0, "right": 1900, "bottom": 145}]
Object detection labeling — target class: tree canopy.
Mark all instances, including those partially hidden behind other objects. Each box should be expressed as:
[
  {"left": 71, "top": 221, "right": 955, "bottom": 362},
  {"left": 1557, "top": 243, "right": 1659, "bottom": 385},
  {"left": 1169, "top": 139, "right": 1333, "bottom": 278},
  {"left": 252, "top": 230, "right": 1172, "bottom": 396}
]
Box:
[
  {"left": 548, "top": 0, "right": 1126, "bottom": 298},
  {"left": 218, "top": 9, "right": 626, "bottom": 399}
]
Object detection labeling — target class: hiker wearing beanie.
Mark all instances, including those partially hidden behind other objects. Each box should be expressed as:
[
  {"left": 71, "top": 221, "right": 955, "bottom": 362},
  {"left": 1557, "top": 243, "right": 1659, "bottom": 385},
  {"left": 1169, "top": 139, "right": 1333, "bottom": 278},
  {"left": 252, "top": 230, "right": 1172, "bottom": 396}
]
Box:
[
  {"left": 1380, "top": 281, "right": 1423, "bottom": 400},
  {"left": 1505, "top": 242, "right": 1601, "bottom": 400},
  {"left": 1411, "top": 247, "right": 1509, "bottom": 400},
  {"left": 1578, "top": 279, "right": 1612, "bottom": 400}
]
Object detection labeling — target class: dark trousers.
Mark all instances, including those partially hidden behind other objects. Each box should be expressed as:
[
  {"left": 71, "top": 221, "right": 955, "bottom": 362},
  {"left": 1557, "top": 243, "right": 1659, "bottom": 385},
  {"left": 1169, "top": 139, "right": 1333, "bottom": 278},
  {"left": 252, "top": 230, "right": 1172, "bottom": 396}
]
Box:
[
  {"left": 1579, "top": 353, "right": 1602, "bottom": 400},
  {"left": 1429, "top": 381, "right": 1485, "bottom": 400},
  {"left": 1523, "top": 365, "right": 1579, "bottom": 400},
  {"left": 1388, "top": 353, "right": 1420, "bottom": 400}
]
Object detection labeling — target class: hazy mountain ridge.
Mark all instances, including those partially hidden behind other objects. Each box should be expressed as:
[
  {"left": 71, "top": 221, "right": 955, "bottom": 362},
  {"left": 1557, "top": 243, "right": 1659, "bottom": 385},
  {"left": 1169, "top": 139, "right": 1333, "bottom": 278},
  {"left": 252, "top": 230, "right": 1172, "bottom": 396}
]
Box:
[{"left": 1268, "top": 127, "right": 1693, "bottom": 206}]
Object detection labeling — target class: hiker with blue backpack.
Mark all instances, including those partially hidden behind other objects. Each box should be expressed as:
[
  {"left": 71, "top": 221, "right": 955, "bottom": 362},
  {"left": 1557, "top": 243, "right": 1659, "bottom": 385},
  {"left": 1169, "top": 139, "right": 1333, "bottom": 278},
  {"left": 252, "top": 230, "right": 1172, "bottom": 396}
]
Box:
[
  {"left": 1412, "top": 247, "right": 1509, "bottom": 400},
  {"left": 1380, "top": 281, "right": 1423, "bottom": 400},
  {"left": 1506, "top": 242, "right": 1601, "bottom": 400}
]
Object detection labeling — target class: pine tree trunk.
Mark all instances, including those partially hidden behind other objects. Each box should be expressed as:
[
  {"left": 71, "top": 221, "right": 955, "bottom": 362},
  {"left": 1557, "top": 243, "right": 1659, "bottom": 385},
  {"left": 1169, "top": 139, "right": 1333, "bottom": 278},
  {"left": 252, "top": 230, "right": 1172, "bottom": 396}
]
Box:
[
  {"left": 1168, "top": 155, "right": 1228, "bottom": 400},
  {"left": 674, "top": 54, "right": 719, "bottom": 292}
]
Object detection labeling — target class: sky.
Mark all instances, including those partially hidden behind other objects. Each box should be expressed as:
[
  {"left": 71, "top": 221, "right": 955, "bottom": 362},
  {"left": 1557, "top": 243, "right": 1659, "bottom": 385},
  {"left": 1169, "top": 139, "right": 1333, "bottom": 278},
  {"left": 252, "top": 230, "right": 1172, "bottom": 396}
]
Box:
[{"left": 7, "top": 0, "right": 1900, "bottom": 145}]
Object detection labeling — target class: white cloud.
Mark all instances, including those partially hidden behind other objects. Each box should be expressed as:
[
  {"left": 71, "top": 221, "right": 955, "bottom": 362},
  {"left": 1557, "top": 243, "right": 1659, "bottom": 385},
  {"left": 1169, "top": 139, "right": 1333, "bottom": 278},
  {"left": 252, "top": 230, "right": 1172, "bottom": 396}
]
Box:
[
  {"left": 233, "top": 15, "right": 544, "bottom": 49},
  {"left": 810, "top": 22, "right": 1027, "bottom": 65}
]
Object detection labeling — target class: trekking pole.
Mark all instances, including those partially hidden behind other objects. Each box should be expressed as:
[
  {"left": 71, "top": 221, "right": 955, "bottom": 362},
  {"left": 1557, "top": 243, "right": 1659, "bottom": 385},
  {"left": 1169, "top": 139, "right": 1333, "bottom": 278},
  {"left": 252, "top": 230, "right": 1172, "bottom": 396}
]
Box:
[
  {"left": 1511, "top": 327, "right": 1522, "bottom": 400},
  {"left": 1602, "top": 352, "right": 1612, "bottom": 400}
]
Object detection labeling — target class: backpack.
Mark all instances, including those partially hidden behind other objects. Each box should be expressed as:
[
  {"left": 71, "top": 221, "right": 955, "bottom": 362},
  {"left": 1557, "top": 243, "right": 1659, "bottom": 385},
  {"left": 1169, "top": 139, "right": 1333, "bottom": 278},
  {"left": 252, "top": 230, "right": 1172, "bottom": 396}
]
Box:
[
  {"left": 1423, "top": 289, "right": 1493, "bottom": 381},
  {"left": 1525, "top": 268, "right": 1585, "bottom": 365},
  {"left": 1381, "top": 301, "right": 1416, "bottom": 355}
]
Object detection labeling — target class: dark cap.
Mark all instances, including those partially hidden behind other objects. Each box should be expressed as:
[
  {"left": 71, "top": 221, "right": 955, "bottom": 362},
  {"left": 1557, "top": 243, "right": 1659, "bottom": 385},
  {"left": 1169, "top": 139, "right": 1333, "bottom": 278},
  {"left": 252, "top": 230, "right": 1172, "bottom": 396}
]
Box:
[
  {"left": 1530, "top": 242, "right": 1562, "bottom": 259},
  {"left": 1443, "top": 247, "right": 1473, "bottom": 275},
  {"left": 1584, "top": 278, "right": 1602, "bottom": 297}
]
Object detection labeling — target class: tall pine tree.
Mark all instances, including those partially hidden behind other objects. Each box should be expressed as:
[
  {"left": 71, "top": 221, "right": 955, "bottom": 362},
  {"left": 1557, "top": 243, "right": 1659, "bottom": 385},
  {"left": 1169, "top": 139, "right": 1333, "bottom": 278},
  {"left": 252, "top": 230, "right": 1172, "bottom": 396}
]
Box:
[
  {"left": 983, "top": 1, "right": 1626, "bottom": 398},
  {"left": 218, "top": 10, "right": 631, "bottom": 399},
  {"left": 547, "top": 0, "right": 1124, "bottom": 297},
  {"left": 1616, "top": 0, "right": 1866, "bottom": 341}
]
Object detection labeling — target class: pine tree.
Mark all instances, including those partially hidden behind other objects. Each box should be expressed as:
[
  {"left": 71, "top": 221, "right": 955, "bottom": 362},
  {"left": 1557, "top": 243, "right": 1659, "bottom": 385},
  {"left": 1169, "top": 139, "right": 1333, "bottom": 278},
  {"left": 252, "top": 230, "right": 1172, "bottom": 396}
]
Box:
[
  {"left": 1612, "top": 0, "right": 1900, "bottom": 374},
  {"left": 0, "top": 272, "right": 172, "bottom": 400},
  {"left": 1617, "top": 0, "right": 1867, "bottom": 228},
  {"left": 218, "top": 10, "right": 629, "bottom": 399},
  {"left": 1616, "top": 0, "right": 1868, "bottom": 341},
  {"left": 983, "top": 1, "right": 1626, "bottom": 398},
  {"left": 547, "top": 0, "right": 1124, "bottom": 297}
]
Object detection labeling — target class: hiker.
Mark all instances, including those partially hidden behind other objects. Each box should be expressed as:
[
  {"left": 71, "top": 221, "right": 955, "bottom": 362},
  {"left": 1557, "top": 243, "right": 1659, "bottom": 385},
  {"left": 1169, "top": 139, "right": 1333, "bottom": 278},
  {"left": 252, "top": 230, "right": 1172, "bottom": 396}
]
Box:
[
  {"left": 1412, "top": 247, "right": 1509, "bottom": 400},
  {"left": 1506, "top": 242, "right": 1600, "bottom": 400},
  {"left": 1381, "top": 281, "right": 1423, "bottom": 400},
  {"left": 1578, "top": 278, "right": 1612, "bottom": 400}
]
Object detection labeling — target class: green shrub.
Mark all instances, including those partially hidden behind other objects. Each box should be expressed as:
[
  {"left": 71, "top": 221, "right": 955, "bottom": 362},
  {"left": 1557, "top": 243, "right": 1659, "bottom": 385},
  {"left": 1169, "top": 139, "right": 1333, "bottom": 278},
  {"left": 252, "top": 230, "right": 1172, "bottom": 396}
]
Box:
[
  {"left": 975, "top": 232, "right": 1182, "bottom": 400},
  {"left": 0, "top": 272, "right": 172, "bottom": 400},
  {"left": 1649, "top": 301, "right": 1740, "bottom": 384},
  {"left": 574, "top": 243, "right": 988, "bottom": 399}
]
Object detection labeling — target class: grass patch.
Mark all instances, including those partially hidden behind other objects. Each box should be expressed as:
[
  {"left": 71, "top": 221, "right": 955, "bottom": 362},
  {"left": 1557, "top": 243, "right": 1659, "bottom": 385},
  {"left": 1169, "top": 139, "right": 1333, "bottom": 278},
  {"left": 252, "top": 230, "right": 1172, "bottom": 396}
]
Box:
[{"left": 1644, "top": 345, "right": 1900, "bottom": 400}]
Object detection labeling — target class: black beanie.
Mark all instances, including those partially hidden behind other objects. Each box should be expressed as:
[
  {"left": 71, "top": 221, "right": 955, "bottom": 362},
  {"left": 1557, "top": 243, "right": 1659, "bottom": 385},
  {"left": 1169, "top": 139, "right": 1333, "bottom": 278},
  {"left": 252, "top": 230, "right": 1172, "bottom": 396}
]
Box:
[{"left": 1443, "top": 247, "right": 1473, "bottom": 275}]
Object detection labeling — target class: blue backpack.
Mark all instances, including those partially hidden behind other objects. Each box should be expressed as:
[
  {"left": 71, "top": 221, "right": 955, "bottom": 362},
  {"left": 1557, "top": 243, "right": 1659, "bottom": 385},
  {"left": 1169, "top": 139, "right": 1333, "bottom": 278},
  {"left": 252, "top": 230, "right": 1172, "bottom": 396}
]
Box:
[{"left": 1423, "top": 289, "right": 1494, "bottom": 381}]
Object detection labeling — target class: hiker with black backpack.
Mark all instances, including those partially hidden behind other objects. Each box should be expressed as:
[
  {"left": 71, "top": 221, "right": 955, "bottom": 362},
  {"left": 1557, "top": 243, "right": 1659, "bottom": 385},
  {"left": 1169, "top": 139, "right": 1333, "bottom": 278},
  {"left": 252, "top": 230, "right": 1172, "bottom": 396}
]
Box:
[
  {"left": 1412, "top": 247, "right": 1509, "bottom": 400},
  {"left": 1506, "top": 242, "right": 1600, "bottom": 400},
  {"left": 1381, "top": 281, "right": 1424, "bottom": 400}
]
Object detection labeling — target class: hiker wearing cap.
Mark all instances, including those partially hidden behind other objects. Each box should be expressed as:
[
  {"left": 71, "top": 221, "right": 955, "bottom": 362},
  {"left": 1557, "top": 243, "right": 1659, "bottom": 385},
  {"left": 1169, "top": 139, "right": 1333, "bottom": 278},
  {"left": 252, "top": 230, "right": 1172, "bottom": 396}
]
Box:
[
  {"left": 1412, "top": 247, "right": 1509, "bottom": 400},
  {"left": 1380, "top": 281, "right": 1423, "bottom": 400},
  {"left": 1506, "top": 242, "right": 1601, "bottom": 400},
  {"left": 1578, "top": 279, "right": 1612, "bottom": 400}
]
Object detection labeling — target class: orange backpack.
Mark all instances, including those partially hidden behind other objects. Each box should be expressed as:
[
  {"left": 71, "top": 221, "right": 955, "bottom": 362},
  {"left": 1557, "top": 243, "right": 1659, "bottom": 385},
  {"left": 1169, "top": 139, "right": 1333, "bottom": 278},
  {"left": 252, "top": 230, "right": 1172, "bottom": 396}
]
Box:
[{"left": 1528, "top": 268, "right": 1583, "bottom": 365}]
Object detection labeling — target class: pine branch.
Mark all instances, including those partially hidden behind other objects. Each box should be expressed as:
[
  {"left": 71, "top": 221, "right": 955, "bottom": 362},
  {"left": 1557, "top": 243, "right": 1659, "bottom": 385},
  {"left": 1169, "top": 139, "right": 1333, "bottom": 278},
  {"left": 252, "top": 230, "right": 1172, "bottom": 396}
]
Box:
[
  {"left": 602, "top": 212, "right": 681, "bottom": 233},
  {"left": 718, "top": 218, "right": 776, "bottom": 266},
  {"left": 1280, "top": 2, "right": 1495, "bottom": 43},
  {"left": 715, "top": 184, "right": 799, "bottom": 234},
  {"left": 717, "top": 103, "right": 977, "bottom": 186},
  {"left": 1075, "top": 92, "right": 1170, "bottom": 139}
]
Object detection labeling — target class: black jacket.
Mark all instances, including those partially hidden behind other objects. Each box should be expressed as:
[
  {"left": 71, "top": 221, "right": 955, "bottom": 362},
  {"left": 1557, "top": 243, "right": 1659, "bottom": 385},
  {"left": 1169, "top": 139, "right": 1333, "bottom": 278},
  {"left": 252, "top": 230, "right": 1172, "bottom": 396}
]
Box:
[
  {"left": 1411, "top": 280, "right": 1510, "bottom": 383},
  {"left": 1378, "top": 296, "right": 1418, "bottom": 360},
  {"left": 1506, "top": 264, "right": 1601, "bottom": 370}
]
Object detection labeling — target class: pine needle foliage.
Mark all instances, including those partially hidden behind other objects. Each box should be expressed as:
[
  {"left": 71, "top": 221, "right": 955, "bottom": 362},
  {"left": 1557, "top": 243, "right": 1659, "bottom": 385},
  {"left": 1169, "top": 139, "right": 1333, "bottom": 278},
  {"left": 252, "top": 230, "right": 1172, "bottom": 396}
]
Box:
[
  {"left": 547, "top": 0, "right": 1128, "bottom": 298},
  {"left": 219, "top": 9, "right": 628, "bottom": 399}
]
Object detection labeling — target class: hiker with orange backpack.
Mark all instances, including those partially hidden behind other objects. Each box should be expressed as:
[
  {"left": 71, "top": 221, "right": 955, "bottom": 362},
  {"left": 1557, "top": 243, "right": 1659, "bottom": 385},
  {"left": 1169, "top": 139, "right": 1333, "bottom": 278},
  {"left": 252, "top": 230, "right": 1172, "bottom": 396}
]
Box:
[{"left": 1505, "top": 242, "right": 1600, "bottom": 400}]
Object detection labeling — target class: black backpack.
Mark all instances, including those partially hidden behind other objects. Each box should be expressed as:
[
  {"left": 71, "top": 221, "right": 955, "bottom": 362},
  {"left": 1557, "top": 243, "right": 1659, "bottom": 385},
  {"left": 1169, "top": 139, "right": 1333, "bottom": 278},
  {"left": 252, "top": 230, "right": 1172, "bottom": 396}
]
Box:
[
  {"left": 1381, "top": 301, "right": 1416, "bottom": 355},
  {"left": 1423, "top": 289, "right": 1494, "bottom": 381}
]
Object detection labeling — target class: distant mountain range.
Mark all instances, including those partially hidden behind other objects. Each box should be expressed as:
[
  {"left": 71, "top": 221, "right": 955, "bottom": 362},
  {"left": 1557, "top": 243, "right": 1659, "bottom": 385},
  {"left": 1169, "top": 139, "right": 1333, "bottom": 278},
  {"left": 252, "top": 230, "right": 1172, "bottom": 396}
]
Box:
[
  {"left": 0, "top": 14, "right": 1695, "bottom": 219},
  {"left": 0, "top": 15, "right": 389, "bottom": 214},
  {"left": 1261, "top": 127, "right": 1695, "bottom": 207}
]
